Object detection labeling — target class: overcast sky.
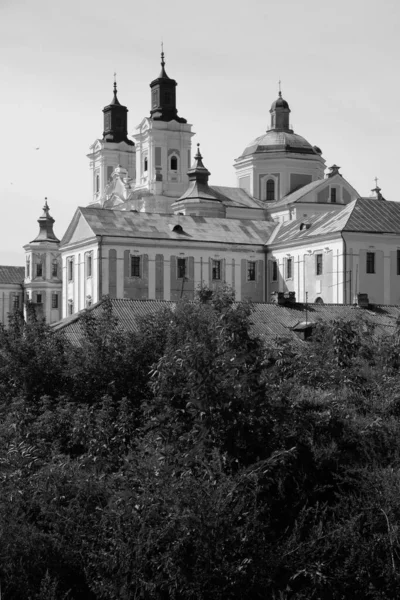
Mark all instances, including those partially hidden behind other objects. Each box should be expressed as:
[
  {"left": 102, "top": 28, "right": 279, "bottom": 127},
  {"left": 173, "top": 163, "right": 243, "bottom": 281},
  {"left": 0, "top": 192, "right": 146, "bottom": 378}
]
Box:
[{"left": 0, "top": 0, "right": 398, "bottom": 264}]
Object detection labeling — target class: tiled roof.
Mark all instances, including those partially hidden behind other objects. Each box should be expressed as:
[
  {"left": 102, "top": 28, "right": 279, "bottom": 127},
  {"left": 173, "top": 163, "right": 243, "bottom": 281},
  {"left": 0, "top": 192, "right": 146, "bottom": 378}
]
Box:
[
  {"left": 211, "top": 186, "right": 265, "bottom": 208},
  {"left": 62, "top": 208, "right": 277, "bottom": 247},
  {"left": 269, "top": 179, "right": 325, "bottom": 209},
  {"left": 52, "top": 298, "right": 400, "bottom": 346},
  {"left": 0, "top": 266, "right": 25, "bottom": 285},
  {"left": 271, "top": 198, "right": 400, "bottom": 246}
]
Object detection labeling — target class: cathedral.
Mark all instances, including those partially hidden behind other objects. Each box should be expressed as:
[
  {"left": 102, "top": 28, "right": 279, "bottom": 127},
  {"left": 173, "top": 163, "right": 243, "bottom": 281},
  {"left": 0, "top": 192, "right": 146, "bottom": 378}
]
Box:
[{"left": 2, "top": 51, "right": 400, "bottom": 325}]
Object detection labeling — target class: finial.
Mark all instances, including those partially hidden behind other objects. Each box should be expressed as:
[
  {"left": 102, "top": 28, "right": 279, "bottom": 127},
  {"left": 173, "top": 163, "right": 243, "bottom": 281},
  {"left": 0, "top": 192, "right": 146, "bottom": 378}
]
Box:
[
  {"left": 374, "top": 176, "right": 379, "bottom": 188},
  {"left": 195, "top": 142, "right": 202, "bottom": 159},
  {"left": 278, "top": 79, "right": 281, "bottom": 96},
  {"left": 161, "top": 41, "right": 165, "bottom": 67},
  {"left": 113, "top": 72, "right": 117, "bottom": 95},
  {"left": 43, "top": 197, "right": 49, "bottom": 212}
]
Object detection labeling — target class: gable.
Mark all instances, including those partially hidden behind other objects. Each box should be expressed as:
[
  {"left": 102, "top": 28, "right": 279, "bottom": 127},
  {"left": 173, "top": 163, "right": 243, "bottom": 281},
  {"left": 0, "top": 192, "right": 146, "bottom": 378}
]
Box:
[{"left": 60, "top": 209, "right": 97, "bottom": 248}]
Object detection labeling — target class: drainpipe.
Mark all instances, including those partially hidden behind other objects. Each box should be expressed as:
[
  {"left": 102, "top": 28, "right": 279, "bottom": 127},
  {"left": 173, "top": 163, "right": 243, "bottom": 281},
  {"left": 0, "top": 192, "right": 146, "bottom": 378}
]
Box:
[
  {"left": 341, "top": 233, "right": 347, "bottom": 304},
  {"left": 97, "top": 235, "right": 103, "bottom": 302}
]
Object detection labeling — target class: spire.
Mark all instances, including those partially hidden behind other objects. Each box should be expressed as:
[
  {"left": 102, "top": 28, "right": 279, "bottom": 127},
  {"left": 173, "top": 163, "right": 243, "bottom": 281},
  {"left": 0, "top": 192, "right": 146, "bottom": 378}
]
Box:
[
  {"left": 371, "top": 177, "right": 384, "bottom": 200},
  {"left": 110, "top": 72, "right": 121, "bottom": 106},
  {"left": 150, "top": 48, "right": 187, "bottom": 123},
  {"left": 187, "top": 143, "right": 211, "bottom": 184},
  {"left": 31, "top": 198, "right": 60, "bottom": 243}
]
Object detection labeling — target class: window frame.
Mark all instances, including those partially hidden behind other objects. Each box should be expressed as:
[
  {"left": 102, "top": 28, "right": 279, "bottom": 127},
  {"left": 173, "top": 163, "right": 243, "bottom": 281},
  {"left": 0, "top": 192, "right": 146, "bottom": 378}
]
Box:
[
  {"left": 13, "top": 294, "right": 20, "bottom": 309},
  {"left": 52, "top": 293, "right": 58, "bottom": 309},
  {"left": 68, "top": 300, "right": 74, "bottom": 315},
  {"left": 52, "top": 259, "right": 58, "bottom": 278},
  {"left": 87, "top": 253, "right": 92, "bottom": 278},
  {"left": 170, "top": 155, "right": 178, "bottom": 171},
  {"left": 316, "top": 253, "right": 323, "bottom": 276},
  {"left": 397, "top": 250, "right": 400, "bottom": 275},
  {"left": 36, "top": 293, "right": 42, "bottom": 305},
  {"left": 366, "top": 252, "right": 375, "bottom": 274},
  {"left": 26, "top": 257, "right": 30, "bottom": 278},
  {"left": 36, "top": 262, "right": 43, "bottom": 277},
  {"left": 130, "top": 255, "right": 141, "bottom": 278},
  {"left": 330, "top": 187, "right": 337, "bottom": 203},
  {"left": 212, "top": 259, "right": 221, "bottom": 281}
]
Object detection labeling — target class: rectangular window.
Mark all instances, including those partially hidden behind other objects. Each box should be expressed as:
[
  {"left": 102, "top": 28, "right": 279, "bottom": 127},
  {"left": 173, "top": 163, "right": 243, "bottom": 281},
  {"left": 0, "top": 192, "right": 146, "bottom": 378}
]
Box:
[
  {"left": 52, "top": 294, "right": 58, "bottom": 309},
  {"left": 247, "top": 261, "right": 256, "bottom": 281},
  {"left": 286, "top": 258, "right": 293, "bottom": 280},
  {"left": 130, "top": 255, "right": 141, "bottom": 278},
  {"left": 26, "top": 257, "right": 30, "bottom": 278},
  {"left": 87, "top": 254, "right": 92, "bottom": 277},
  {"left": 13, "top": 295, "right": 19, "bottom": 309},
  {"left": 366, "top": 252, "right": 375, "bottom": 274},
  {"left": 68, "top": 259, "right": 74, "bottom": 281},
  {"left": 52, "top": 260, "right": 58, "bottom": 277},
  {"left": 316, "top": 254, "right": 323, "bottom": 276},
  {"left": 36, "top": 293, "right": 42, "bottom": 304},
  {"left": 397, "top": 250, "right": 400, "bottom": 275},
  {"left": 212, "top": 260, "right": 221, "bottom": 281},
  {"left": 330, "top": 188, "right": 337, "bottom": 203},
  {"left": 68, "top": 301, "right": 74, "bottom": 315},
  {"left": 36, "top": 263, "right": 43, "bottom": 277},
  {"left": 177, "top": 258, "right": 186, "bottom": 279},
  {"left": 272, "top": 261, "right": 278, "bottom": 282}
]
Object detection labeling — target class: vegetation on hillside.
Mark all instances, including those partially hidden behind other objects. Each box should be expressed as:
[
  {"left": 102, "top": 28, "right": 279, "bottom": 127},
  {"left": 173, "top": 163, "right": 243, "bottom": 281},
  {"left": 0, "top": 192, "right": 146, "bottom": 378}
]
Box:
[{"left": 1, "top": 293, "right": 400, "bottom": 598}]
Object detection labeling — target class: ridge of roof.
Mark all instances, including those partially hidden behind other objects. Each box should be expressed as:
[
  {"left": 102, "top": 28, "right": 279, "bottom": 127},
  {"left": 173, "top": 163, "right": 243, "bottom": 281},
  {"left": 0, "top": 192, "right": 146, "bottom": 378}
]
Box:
[{"left": 269, "top": 179, "right": 326, "bottom": 210}]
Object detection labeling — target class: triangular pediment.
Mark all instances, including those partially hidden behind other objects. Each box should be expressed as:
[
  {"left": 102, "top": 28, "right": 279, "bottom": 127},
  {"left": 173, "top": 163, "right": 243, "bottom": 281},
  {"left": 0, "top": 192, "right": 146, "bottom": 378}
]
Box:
[{"left": 60, "top": 208, "right": 97, "bottom": 247}]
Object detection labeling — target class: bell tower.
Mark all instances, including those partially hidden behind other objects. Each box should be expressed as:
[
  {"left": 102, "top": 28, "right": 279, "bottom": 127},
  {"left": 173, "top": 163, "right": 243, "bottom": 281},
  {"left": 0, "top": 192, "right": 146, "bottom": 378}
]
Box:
[
  {"left": 87, "top": 76, "right": 136, "bottom": 205},
  {"left": 133, "top": 49, "right": 194, "bottom": 199}
]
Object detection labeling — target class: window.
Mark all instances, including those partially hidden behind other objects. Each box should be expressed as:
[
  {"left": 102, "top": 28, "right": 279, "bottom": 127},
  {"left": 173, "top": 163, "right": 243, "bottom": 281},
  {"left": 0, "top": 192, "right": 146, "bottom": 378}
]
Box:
[
  {"left": 177, "top": 258, "right": 186, "bottom": 279},
  {"left": 36, "top": 293, "right": 42, "bottom": 304},
  {"left": 330, "top": 188, "right": 337, "bottom": 203},
  {"left": 130, "top": 255, "right": 141, "bottom": 277},
  {"left": 13, "top": 295, "right": 19, "bottom": 309},
  {"left": 144, "top": 157, "right": 148, "bottom": 172},
  {"left": 87, "top": 254, "right": 92, "bottom": 277},
  {"left": 286, "top": 258, "right": 293, "bottom": 279},
  {"left": 68, "top": 300, "right": 74, "bottom": 315},
  {"left": 212, "top": 260, "right": 221, "bottom": 281},
  {"left": 272, "top": 261, "right": 278, "bottom": 282},
  {"left": 170, "top": 156, "right": 178, "bottom": 170},
  {"left": 96, "top": 174, "right": 100, "bottom": 194},
  {"left": 366, "top": 252, "right": 375, "bottom": 274},
  {"left": 52, "top": 259, "right": 58, "bottom": 277},
  {"left": 68, "top": 259, "right": 74, "bottom": 281},
  {"left": 36, "top": 262, "right": 43, "bottom": 277},
  {"left": 266, "top": 179, "right": 275, "bottom": 201},
  {"left": 164, "top": 91, "right": 171, "bottom": 104},
  {"left": 26, "top": 257, "right": 30, "bottom": 278},
  {"left": 52, "top": 294, "right": 58, "bottom": 309},
  {"left": 397, "top": 250, "right": 400, "bottom": 275},
  {"left": 86, "top": 295, "right": 92, "bottom": 308},
  {"left": 316, "top": 254, "right": 323, "bottom": 276},
  {"left": 247, "top": 261, "right": 256, "bottom": 281}
]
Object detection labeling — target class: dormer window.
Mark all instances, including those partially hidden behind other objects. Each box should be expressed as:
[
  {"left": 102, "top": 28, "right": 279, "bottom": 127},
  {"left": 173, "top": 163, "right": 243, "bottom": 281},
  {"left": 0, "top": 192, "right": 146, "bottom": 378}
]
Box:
[
  {"left": 266, "top": 179, "right": 275, "bottom": 201},
  {"left": 330, "top": 188, "right": 337, "bottom": 203},
  {"left": 170, "top": 156, "right": 178, "bottom": 171}
]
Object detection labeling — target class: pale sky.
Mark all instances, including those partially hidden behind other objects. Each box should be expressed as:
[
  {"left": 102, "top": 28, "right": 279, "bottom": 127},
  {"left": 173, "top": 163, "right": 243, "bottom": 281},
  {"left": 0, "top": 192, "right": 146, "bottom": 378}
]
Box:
[{"left": 0, "top": 0, "right": 399, "bottom": 264}]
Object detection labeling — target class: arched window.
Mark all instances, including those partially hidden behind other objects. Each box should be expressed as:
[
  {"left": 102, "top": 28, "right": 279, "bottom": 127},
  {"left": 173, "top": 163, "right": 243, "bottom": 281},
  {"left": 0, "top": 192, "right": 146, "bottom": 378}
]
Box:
[
  {"left": 144, "top": 157, "right": 148, "bottom": 172},
  {"left": 266, "top": 179, "right": 275, "bottom": 201},
  {"left": 315, "top": 297, "right": 324, "bottom": 305},
  {"left": 170, "top": 156, "right": 178, "bottom": 170}
]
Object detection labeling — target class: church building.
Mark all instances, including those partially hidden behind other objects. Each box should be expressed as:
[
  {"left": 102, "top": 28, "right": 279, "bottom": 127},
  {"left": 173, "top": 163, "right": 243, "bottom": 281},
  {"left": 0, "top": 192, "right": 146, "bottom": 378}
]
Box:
[{"left": 10, "top": 51, "right": 400, "bottom": 324}]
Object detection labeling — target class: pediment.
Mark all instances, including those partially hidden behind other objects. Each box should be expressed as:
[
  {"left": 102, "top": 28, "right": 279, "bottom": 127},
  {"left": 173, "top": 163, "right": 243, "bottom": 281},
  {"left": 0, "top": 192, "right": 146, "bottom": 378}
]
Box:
[{"left": 60, "top": 209, "right": 96, "bottom": 247}]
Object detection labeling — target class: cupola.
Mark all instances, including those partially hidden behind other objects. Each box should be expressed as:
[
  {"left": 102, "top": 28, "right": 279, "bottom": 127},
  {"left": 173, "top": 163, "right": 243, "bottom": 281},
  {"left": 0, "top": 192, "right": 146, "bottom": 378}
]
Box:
[
  {"left": 102, "top": 76, "right": 133, "bottom": 145},
  {"left": 31, "top": 200, "right": 60, "bottom": 243},
  {"left": 270, "top": 90, "right": 292, "bottom": 132},
  {"left": 149, "top": 48, "right": 187, "bottom": 124}
]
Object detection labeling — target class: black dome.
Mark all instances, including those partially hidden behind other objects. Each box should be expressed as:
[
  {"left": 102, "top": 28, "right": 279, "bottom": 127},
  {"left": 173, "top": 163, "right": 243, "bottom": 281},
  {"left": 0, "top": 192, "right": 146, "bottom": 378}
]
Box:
[{"left": 271, "top": 92, "right": 289, "bottom": 111}]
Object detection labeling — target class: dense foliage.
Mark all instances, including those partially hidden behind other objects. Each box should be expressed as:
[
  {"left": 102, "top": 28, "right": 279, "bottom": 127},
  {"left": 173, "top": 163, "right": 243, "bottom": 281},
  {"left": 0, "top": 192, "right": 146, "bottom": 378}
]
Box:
[{"left": 1, "top": 293, "right": 400, "bottom": 598}]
